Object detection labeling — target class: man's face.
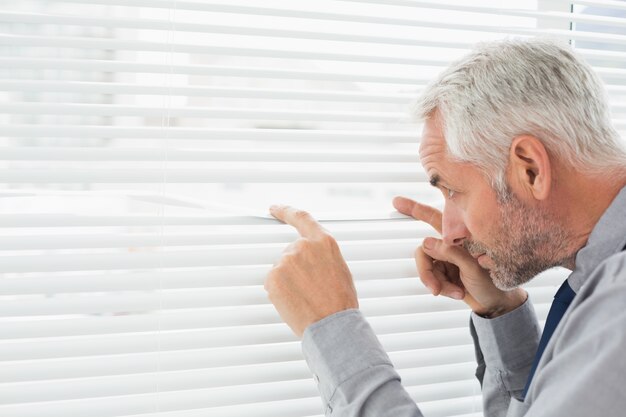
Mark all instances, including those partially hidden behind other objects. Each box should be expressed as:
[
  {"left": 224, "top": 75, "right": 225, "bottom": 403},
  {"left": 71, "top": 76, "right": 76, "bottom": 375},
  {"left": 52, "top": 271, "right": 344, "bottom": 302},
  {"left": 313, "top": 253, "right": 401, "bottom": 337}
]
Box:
[{"left": 419, "top": 114, "right": 571, "bottom": 290}]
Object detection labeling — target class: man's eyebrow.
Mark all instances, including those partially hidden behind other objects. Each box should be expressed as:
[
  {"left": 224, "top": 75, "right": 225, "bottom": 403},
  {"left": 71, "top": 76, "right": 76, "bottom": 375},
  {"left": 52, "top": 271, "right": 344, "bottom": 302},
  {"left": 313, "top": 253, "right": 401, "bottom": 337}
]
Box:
[{"left": 429, "top": 174, "right": 440, "bottom": 188}]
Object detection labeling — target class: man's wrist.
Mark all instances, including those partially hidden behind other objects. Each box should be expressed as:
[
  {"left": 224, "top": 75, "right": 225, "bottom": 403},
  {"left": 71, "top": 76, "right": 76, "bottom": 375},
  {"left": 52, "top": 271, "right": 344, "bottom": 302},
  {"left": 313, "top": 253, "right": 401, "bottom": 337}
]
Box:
[{"left": 474, "top": 289, "right": 528, "bottom": 319}]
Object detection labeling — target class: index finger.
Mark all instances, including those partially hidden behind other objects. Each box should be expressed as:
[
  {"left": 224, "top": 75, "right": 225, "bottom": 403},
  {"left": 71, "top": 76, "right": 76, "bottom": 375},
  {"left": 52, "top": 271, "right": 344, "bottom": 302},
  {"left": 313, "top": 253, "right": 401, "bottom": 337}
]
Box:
[
  {"left": 393, "top": 196, "right": 442, "bottom": 234},
  {"left": 269, "top": 205, "right": 326, "bottom": 239}
]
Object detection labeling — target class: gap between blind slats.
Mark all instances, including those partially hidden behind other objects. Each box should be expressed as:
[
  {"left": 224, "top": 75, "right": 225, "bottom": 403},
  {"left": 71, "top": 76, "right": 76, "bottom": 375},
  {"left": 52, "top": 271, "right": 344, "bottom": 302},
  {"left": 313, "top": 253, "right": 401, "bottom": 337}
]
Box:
[
  {"left": 0, "top": 148, "right": 421, "bottom": 163},
  {"left": 0, "top": 344, "right": 476, "bottom": 385}
]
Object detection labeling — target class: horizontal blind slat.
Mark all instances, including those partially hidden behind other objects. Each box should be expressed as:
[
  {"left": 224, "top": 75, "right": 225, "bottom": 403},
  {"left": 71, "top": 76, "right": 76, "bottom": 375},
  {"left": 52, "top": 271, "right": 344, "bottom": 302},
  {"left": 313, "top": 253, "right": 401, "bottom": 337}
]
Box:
[
  {"left": 1, "top": 124, "right": 418, "bottom": 143},
  {"left": 0, "top": 214, "right": 416, "bottom": 227},
  {"left": 0, "top": 259, "right": 421, "bottom": 294},
  {"left": 0, "top": 57, "right": 430, "bottom": 84},
  {"left": 0, "top": 283, "right": 557, "bottom": 317},
  {"left": 0, "top": 263, "right": 565, "bottom": 295},
  {"left": 0, "top": 344, "right": 476, "bottom": 385},
  {"left": 0, "top": 168, "right": 427, "bottom": 184},
  {"left": 344, "top": 0, "right": 626, "bottom": 26},
  {"left": 0, "top": 102, "right": 406, "bottom": 122},
  {"left": 574, "top": 0, "right": 626, "bottom": 11},
  {"left": 0, "top": 325, "right": 473, "bottom": 361},
  {"left": 0, "top": 377, "right": 479, "bottom": 412},
  {"left": 5, "top": 4, "right": 625, "bottom": 43},
  {"left": 0, "top": 301, "right": 552, "bottom": 342},
  {"left": 0, "top": 362, "right": 479, "bottom": 406},
  {"left": 0, "top": 80, "right": 415, "bottom": 103},
  {"left": 0, "top": 228, "right": 430, "bottom": 250},
  {"left": 0, "top": 147, "right": 421, "bottom": 163}
]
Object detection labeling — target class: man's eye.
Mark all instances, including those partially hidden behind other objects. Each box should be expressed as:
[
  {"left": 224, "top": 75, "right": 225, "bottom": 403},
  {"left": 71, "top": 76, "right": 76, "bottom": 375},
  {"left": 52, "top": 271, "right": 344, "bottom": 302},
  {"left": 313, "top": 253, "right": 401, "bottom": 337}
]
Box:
[{"left": 446, "top": 187, "right": 456, "bottom": 199}]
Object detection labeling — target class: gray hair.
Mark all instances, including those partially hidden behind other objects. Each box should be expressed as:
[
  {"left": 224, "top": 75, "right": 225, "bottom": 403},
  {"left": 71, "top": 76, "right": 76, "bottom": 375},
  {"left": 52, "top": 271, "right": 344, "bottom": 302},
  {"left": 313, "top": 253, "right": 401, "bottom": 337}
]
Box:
[{"left": 413, "top": 38, "right": 626, "bottom": 194}]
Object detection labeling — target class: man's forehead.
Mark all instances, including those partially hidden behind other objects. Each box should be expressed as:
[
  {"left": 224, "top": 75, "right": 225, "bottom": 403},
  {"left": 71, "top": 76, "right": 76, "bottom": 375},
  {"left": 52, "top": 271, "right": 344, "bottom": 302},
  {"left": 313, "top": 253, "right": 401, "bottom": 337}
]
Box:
[
  {"left": 419, "top": 113, "right": 446, "bottom": 157},
  {"left": 419, "top": 132, "right": 447, "bottom": 162}
]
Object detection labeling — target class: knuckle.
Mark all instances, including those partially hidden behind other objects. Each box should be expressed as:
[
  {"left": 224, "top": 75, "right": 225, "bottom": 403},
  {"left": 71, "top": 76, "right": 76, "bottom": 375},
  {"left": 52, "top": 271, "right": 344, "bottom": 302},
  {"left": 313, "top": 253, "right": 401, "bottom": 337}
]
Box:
[
  {"left": 292, "top": 238, "right": 310, "bottom": 253},
  {"left": 293, "top": 209, "right": 310, "bottom": 221},
  {"left": 282, "top": 252, "right": 296, "bottom": 265},
  {"left": 264, "top": 273, "right": 276, "bottom": 292},
  {"left": 319, "top": 232, "right": 337, "bottom": 248}
]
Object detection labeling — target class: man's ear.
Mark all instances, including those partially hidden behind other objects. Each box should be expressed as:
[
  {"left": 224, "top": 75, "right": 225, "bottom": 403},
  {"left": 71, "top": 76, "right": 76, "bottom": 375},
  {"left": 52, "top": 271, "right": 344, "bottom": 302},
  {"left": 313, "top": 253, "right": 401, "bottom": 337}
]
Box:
[{"left": 508, "top": 135, "right": 551, "bottom": 201}]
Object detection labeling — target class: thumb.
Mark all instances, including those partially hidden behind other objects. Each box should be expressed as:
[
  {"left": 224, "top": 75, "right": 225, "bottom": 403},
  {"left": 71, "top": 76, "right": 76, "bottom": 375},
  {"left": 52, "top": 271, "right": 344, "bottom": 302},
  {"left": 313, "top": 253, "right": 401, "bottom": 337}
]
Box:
[{"left": 422, "top": 237, "right": 477, "bottom": 271}]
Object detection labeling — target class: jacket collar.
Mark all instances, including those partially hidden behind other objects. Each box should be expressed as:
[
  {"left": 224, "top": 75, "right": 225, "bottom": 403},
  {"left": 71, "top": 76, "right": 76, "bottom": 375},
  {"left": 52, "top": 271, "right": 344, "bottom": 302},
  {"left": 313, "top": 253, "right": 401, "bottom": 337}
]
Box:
[{"left": 567, "top": 185, "right": 626, "bottom": 292}]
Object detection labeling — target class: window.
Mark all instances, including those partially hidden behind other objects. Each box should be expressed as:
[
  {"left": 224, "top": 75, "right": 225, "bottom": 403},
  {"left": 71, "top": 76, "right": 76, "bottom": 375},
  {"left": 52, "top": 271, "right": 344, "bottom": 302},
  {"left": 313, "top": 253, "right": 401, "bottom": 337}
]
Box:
[{"left": 1, "top": 1, "right": 624, "bottom": 416}]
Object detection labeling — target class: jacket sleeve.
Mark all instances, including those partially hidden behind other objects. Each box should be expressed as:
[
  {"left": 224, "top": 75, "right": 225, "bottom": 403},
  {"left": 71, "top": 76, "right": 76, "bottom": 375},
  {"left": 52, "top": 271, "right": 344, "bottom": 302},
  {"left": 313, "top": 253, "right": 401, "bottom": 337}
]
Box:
[
  {"left": 469, "top": 296, "right": 541, "bottom": 417},
  {"left": 301, "top": 309, "right": 424, "bottom": 417}
]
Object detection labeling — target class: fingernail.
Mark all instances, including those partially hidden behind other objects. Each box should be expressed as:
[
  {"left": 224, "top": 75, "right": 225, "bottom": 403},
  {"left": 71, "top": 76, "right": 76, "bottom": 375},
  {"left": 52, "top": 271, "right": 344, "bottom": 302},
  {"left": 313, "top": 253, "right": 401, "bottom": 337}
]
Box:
[
  {"left": 451, "top": 291, "right": 464, "bottom": 300},
  {"left": 423, "top": 238, "right": 434, "bottom": 250}
]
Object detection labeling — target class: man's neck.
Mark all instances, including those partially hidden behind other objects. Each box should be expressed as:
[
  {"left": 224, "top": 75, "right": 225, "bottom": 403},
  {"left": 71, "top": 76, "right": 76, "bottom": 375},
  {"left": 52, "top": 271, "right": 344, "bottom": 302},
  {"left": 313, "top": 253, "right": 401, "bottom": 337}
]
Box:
[{"left": 558, "top": 168, "right": 626, "bottom": 270}]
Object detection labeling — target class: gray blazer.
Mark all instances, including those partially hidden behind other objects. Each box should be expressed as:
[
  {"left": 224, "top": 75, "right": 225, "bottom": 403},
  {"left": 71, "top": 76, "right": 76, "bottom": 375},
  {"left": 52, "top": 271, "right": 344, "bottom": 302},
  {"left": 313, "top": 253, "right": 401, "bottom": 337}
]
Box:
[{"left": 302, "top": 186, "right": 626, "bottom": 417}]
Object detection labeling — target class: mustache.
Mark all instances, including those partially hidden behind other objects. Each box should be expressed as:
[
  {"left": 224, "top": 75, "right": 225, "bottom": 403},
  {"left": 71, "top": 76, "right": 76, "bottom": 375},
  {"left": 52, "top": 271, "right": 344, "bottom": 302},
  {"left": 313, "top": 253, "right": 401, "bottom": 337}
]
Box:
[{"left": 463, "top": 239, "right": 490, "bottom": 257}]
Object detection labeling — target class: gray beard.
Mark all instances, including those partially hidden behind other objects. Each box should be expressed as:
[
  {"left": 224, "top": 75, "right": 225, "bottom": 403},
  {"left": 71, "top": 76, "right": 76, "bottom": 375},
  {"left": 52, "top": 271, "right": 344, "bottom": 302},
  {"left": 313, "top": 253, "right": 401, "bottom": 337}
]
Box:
[{"left": 463, "top": 189, "right": 574, "bottom": 291}]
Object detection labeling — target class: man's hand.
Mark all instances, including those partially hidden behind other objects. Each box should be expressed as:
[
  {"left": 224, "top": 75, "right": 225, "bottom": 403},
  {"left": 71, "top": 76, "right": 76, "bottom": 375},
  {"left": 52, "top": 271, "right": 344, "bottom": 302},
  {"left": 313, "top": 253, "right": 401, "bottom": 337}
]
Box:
[
  {"left": 393, "top": 196, "right": 526, "bottom": 318},
  {"left": 264, "top": 205, "right": 358, "bottom": 338}
]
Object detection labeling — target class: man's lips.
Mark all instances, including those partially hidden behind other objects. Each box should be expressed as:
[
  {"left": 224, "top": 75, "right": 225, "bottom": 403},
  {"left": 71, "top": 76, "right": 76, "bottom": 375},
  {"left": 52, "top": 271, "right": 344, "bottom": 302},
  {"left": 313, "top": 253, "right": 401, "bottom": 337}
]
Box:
[{"left": 471, "top": 253, "right": 486, "bottom": 260}]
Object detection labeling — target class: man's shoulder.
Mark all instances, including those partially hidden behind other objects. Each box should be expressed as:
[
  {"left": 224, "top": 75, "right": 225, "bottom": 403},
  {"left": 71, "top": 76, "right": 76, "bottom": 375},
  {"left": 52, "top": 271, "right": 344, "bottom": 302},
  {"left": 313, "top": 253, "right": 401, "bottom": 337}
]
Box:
[
  {"left": 571, "top": 250, "right": 626, "bottom": 319},
  {"left": 586, "top": 250, "right": 626, "bottom": 289}
]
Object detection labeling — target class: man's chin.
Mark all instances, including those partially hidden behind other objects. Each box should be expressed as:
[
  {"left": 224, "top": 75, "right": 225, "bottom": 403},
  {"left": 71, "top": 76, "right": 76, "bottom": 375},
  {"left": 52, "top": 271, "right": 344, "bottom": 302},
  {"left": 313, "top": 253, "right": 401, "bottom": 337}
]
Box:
[
  {"left": 491, "top": 276, "right": 522, "bottom": 292},
  {"left": 488, "top": 266, "right": 526, "bottom": 291},
  {"left": 488, "top": 264, "right": 545, "bottom": 291}
]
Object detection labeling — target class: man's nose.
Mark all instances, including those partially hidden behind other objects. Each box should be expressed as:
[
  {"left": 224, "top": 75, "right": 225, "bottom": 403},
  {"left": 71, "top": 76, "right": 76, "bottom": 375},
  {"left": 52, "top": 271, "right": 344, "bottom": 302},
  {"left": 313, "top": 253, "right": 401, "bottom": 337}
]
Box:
[{"left": 442, "top": 202, "right": 469, "bottom": 246}]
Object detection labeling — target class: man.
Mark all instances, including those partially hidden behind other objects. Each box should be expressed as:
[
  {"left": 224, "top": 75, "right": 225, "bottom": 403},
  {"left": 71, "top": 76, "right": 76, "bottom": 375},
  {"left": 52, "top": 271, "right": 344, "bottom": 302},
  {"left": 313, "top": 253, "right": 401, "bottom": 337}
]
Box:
[{"left": 264, "top": 38, "right": 626, "bottom": 417}]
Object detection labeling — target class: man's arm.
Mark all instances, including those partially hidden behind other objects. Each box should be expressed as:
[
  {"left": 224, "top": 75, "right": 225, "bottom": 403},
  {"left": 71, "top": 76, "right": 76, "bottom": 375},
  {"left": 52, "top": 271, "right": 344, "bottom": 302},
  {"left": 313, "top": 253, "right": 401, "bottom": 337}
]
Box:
[
  {"left": 470, "top": 297, "right": 541, "bottom": 417},
  {"left": 302, "top": 309, "right": 423, "bottom": 417},
  {"left": 300, "top": 299, "right": 540, "bottom": 417}
]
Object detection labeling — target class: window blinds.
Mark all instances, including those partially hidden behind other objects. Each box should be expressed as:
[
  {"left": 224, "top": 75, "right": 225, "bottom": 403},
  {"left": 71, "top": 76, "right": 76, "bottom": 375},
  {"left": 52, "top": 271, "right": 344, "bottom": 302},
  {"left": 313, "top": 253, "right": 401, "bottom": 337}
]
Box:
[{"left": 0, "top": 1, "right": 624, "bottom": 416}]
